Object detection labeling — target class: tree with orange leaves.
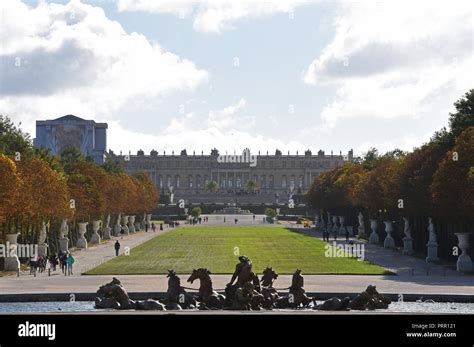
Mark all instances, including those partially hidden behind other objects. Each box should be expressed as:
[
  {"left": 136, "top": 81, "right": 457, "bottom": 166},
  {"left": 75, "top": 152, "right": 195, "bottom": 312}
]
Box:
[
  {"left": 431, "top": 127, "right": 474, "bottom": 224},
  {"left": 0, "top": 155, "right": 21, "bottom": 229},
  {"left": 133, "top": 172, "right": 159, "bottom": 213},
  {"left": 17, "top": 158, "right": 70, "bottom": 225}
]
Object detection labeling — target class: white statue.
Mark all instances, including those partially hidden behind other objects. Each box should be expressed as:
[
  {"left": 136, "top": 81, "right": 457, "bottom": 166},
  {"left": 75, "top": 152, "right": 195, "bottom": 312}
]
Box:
[
  {"left": 58, "top": 219, "right": 69, "bottom": 252},
  {"left": 114, "top": 214, "right": 122, "bottom": 236},
  {"left": 59, "top": 219, "right": 68, "bottom": 239},
  {"left": 38, "top": 221, "right": 47, "bottom": 244},
  {"left": 358, "top": 212, "right": 364, "bottom": 229},
  {"left": 403, "top": 217, "right": 412, "bottom": 239},
  {"left": 402, "top": 217, "right": 414, "bottom": 255},
  {"left": 102, "top": 214, "right": 112, "bottom": 240},
  {"left": 428, "top": 218, "right": 437, "bottom": 243},
  {"left": 426, "top": 217, "right": 439, "bottom": 262}
]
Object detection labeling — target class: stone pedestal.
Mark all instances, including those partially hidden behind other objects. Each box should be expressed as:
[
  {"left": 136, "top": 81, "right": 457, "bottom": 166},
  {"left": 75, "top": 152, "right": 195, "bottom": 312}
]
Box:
[
  {"left": 332, "top": 216, "right": 338, "bottom": 236},
  {"left": 4, "top": 233, "right": 20, "bottom": 271},
  {"left": 369, "top": 219, "right": 379, "bottom": 244},
  {"left": 103, "top": 226, "right": 111, "bottom": 240},
  {"left": 90, "top": 220, "right": 102, "bottom": 244},
  {"left": 37, "top": 244, "right": 48, "bottom": 257},
  {"left": 357, "top": 212, "right": 366, "bottom": 239},
  {"left": 338, "top": 216, "right": 346, "bottom": 236},
  {"left": 134, "top": 222, "right": 141, "bottom": 231},
  {"left": 114, "top": 214, "right": 122, "bottom": 237},
  {"left": 402, "top": 237, "right": 414, "bottom": 255},
  {"left": 455, "top": 233, "right": 473, "bottom": 273},
  {"left": 121, "top": 215, "right": 129, "bottom": 235},
  {"left": 129, "top": 216, "right": 136, "bottom": 233},
  {"left": 402, "top": 217, "right": 413, "bottom": 255},
  {"left": 426, "top": 241, "right": 439, "bottom": 262},
  {"left": 326, "top": 215, "right": 332, "bottom": 234},
  {"left": 76, "top": 222, "right": 88, "bottom": 249},
  {"left": 383, "top": 221, "right": 395, "bottom": 249},
  {"left": 58, "top": 238, "right": 69, "bottom": 253},
  {"left": 37, "top": 222, "right": 48, "bottom": 256}
]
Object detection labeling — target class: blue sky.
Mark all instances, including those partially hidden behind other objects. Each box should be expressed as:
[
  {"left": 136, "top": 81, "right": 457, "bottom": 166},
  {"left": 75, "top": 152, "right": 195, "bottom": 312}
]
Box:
[{"left": 1, "top": 0, "right": 472, "bottom": 155}]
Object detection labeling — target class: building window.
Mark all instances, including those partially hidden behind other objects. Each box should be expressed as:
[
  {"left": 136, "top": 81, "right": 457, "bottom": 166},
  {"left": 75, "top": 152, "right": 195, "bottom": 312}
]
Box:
[
  {"left": 175, "top": 175, "right": 180, "bottom": 188},
  {"left": 282, "top": 175, "right": 287, "bottom": 188},
  {"left": 196, "top": 175, "right": 201, "bottom": 188}
]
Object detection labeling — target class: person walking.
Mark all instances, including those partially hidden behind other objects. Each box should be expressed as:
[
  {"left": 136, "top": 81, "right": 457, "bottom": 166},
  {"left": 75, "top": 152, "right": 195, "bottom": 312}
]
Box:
[
  {"left": 60, "top": 252, "right": 67, "bottom": 274},
  {"left": 66, "top": 253, "right": 75, "bottom": 276},
  {"left": 152, "top": 222, "right": 156, "bottom": 232},
  {"left": 345, "top": 228, "right": 350, "bottom": 243},
  {"left": 114, "top": 240, "right": 121, "bottom": 256},
  {"left": 49, "top": 254, "right": 58, "bottom": 271},
  {"left": 29, "top": 255, "right": 37, "bottom": 276}
]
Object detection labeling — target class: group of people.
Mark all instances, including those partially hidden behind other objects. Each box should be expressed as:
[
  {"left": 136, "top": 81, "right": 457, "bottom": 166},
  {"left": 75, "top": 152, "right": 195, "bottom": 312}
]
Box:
[
  {"left": 27, "top": 255, "right": 47, "bottom": 275},
  {"left": 143, "top": 222, "right": 158, "bottom": 232},
  {"left": 322, "top": 226, "right": 351, "bottom": 243},
  {"left": 28, "top": 251, "right": 75, "bottom": 276}
]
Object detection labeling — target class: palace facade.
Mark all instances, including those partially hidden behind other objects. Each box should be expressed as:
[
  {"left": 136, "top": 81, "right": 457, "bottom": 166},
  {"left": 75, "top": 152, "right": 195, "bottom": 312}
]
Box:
[{"left": 116, "top": 149, "right": 354, "bottom": 204}]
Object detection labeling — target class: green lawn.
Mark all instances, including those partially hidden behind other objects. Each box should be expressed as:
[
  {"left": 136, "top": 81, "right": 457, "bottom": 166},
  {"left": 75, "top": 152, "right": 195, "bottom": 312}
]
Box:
[{"left": 85, "top": 226, "right": 390, "bottom": 275}]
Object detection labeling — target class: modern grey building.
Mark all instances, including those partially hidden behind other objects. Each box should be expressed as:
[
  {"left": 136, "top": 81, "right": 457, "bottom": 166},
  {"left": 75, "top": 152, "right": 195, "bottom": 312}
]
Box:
[
  {"left": 115, "top": 148, "right": 354, "bottom": 204},
  {"left": 34, "top": 115, "right": 108, "bottom": 164}
]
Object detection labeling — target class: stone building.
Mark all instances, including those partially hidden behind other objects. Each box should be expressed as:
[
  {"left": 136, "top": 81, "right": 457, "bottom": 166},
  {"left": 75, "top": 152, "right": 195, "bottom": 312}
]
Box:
[
  {"left": 34, "top": 115, "right": 108, "bottom": 164},
  {"left": 116, "top": 148, "right": 354, "bottom": 204}
]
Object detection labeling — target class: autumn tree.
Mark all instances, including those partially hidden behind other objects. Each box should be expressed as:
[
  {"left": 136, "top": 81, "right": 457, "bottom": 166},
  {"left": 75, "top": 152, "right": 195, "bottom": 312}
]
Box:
[
  {"left": 431, "top": 126, "right": 474, "bottom": 224},
  {"left": 396, "top": 143, "right": 446, "bottom": 217},
  {"left": 355, "top": 156, "right": 402, "bottom": 218},
  {"left": 0, "top": 155, "right": 21, "bottom": 232},
  {"left": 15, "top": 158, "right": 70, "bottom": 242},
  {"left": 67, "top": 173, "right": 101, "bottom": 222},
  {"left": 68, "top": 161, "right": 109, "bottom": 218}
]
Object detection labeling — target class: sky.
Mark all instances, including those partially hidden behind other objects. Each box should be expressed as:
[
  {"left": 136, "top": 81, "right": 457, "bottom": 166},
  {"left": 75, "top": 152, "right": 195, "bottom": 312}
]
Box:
[{"left": 0, "top": 0, "right": 472, "bottom": 156}]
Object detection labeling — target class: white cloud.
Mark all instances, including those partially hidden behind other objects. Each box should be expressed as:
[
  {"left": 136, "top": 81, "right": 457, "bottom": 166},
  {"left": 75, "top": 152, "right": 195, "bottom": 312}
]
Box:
[
  {"left": 304, "top": 0, "right": 473, "bottom": 129},
  {"left": 0, "top": 0, "right": 208, "bottom": 134},
  {"left": 116, "top": 0, "right": 316, "bottom": 33},
  {"left": 355, "top": 129, "right": 435, "bottom": 156},
  {"left": 108, "top": 118, "right": 306, "bottom": 154},
  {"left": 207, "top": 98, "right": 253, "bottom": 129},
  {"left": 107, "top": 98, "right": 304, "bottom": 153}
]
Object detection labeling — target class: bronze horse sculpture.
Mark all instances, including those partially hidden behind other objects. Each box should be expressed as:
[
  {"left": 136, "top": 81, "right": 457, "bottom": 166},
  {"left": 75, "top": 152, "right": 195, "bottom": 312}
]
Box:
[
  {"left": 163, "top": 270, "right": 197, "bottom": 310},
  {"left": 95, "top": 277, "right": 165, "bottom": 310},
  {"left": 187, "top": 268, "right": 225, "bottom": 309},
  {"left": 94, "top": 258, "right": 391, "bottom": 312},
  {"left": 274, "top": 269, "right": 315, "bottom": 308},
  {"left": 347, "top": 285, "right": 391, "bottom": 310},
  {"left": 259, "top": 267, "right": 280, "bottom": 309},
  {"left": 314, "top": 285, "right": 391, "bottom": 311}
]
